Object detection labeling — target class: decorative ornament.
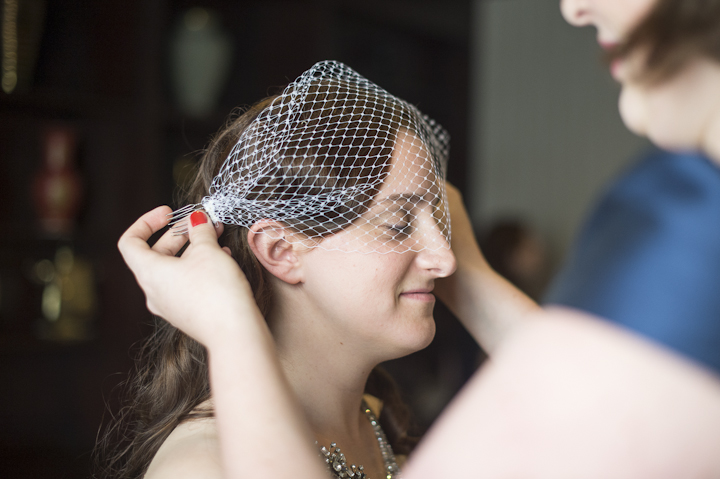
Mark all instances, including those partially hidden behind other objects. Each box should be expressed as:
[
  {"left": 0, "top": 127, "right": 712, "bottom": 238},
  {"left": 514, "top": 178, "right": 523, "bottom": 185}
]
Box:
[
  {"left": 32, "top": 125, "right": 83, "bottom": 237},
  {"left": 318, "top": 399, "right": 401, "bottom": 479},
  {"left": 169, "top": 6, "right": 233, "bottom": 118}
]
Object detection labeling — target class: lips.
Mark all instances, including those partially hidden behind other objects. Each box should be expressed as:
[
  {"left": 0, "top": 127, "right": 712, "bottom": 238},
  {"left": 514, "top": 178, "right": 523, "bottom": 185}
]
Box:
[{"left": 400, "top": 288, "right": 436, "bottom": 302}]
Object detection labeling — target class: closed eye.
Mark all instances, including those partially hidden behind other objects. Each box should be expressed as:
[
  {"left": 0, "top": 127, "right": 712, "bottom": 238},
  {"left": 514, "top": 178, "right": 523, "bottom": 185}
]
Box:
[{"left": 383, "top": 219, "right": 414, "bottom": 239}]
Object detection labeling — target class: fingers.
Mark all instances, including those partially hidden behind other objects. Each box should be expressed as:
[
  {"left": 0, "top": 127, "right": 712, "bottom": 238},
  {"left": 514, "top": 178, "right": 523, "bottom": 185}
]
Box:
[
  {"left": 445, "top": 180, "right": 459, "bottom": 195},
  {"left": 118, "top": 206, "right": 173, "bottom": 271},
  {"left": 187, "top": 211, "right": 223, "bottom": 250},
  {"left": 152, "top": 226, "right": 190, "bottom": 257},
  {"left": 153, "top": 209, "right": 225, "bottom": 256},
  {"left": 444, "top": 181, "right": 464, "bottom": 207}
]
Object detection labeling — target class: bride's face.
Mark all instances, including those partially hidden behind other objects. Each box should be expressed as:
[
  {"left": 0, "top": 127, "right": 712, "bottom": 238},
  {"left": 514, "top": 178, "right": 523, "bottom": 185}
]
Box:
[{"left": 295, "top": 131, "right": 457, "bottom": 360}]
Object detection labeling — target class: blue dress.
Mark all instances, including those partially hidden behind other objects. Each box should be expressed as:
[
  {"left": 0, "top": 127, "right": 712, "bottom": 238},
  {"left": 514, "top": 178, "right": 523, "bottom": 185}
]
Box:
[{"left": 545, "top": 148, "right": 720, "bottom": 373}]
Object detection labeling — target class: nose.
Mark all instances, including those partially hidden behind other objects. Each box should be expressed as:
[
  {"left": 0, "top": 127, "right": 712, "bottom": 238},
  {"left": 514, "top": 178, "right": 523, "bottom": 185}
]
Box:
[
  {"left": 419, "top": 243, "right": 457, "bottom": 278},
  {"left": 414, "top": 228, "right": 457, "bottom": 278},
  {"left": 560, "top": 0, "right": 592, "bottom": 27}
]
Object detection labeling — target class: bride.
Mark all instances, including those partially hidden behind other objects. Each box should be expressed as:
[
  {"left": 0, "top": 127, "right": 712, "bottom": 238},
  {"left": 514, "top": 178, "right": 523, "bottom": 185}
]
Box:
[
  {"left": 100, "top": 60, "right": 473, "bottom": 478},
  {"left": 110, "top": 0, "right": 720, "bottom": 470}
]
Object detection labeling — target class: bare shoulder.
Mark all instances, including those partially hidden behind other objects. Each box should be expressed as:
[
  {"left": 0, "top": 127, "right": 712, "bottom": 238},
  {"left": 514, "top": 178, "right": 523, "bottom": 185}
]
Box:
[{"left": 144, "top": 417, "right": 223, "bottom": 479}]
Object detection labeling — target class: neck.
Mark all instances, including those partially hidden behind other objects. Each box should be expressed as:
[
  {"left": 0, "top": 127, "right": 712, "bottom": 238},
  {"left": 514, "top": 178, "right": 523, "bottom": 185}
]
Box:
[
  {"left": 263, "top": 281, "right": 401, "bottom": 478},
  {"left": 703, "top": 108, "right": 720, "bottom": 164},
  {"left": 268, "top": 299, "right": 379, "bottom": 443},
  {"left": 700, "top": 60, "right": 720, "bottom": 165}
]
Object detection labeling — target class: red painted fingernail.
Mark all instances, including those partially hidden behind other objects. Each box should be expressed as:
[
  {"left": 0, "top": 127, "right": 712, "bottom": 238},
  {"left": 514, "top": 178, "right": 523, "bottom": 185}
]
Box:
[{"left": 190, "top": 211, "right": 208, "bottom": 227}]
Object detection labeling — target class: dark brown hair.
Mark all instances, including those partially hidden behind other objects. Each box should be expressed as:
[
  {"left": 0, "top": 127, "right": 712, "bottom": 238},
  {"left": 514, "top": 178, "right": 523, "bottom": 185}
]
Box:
[
  {"left": 611, "top": 0, "right": 720, "bottom": 83},
  {"left": 95, "top": 90, "right": 419, "bottom": 478}
]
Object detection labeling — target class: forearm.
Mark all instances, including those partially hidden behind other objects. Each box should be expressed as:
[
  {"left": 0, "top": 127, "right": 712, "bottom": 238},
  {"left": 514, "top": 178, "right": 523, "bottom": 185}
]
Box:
[
  {"left": 207, "top": 310, "right": 325, "bottom": 479},
  {"left": 119, "top": 208, "right": 326, "bottom": 477},
  {"left": 438, "top": 184, "right": 540, "bottom": 354},
  {"left": 441, "top": 260, "right": 540, "bottom": 354}
]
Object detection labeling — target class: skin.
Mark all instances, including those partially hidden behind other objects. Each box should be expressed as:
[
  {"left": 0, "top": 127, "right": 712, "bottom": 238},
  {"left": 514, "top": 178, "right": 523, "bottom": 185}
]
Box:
[
  {"left": 432, "top": 185, "right": 539, "bottom": 354},
  {"left": 404, "top": 1, "right": 720, "bottom": 476},
  {"left": 119, "top": 207, "right": 324, "bottom": 479},
  {"left": 561, "top": 0, "right": 720, "bottom": 160},
  {"left": 252, "top": 131, "right": 456, "bottom": 476},
  {"left": 118, "top": 2, "right": 720, "bottom": 475},
  {"left": 404, "top": 307, "right": 720, "bottom": 479},
  {"left": 126, "top": 132, "right": 456, "bottom": 479},
  {"left": 126, "top": 187, "right": 720, "bottom": 479}
]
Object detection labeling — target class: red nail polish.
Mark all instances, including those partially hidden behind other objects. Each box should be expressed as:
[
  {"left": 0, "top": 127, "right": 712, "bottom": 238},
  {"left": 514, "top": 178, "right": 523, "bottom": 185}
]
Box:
[{"left": 190, "top": 211, "right": 207, "bottom": 227}]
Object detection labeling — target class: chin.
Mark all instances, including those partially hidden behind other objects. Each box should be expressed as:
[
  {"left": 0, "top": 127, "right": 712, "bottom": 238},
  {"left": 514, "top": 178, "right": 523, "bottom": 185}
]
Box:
[
  {"left": 618, "top": 88, "right": 649, "bottom": 137},
  {"left": 389, "top": 316, "right": 436, "bottom": 359},
  {"left": 413, "top": 322, "right": 436, "bottom": 351}
]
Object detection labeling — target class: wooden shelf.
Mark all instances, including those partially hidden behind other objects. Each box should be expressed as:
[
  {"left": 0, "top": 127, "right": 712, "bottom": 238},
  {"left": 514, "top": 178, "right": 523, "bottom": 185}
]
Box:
[{"left": 0, "top": 87, "right": 133, "bottom": 120}]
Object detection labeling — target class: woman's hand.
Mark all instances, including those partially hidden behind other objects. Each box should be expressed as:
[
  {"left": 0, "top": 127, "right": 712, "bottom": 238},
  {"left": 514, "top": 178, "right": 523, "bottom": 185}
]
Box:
[
  {"left": 434, "top": 183, "right": 489, "bottom": 307},
  {"left": 442, "top": 183, "right": 488, "bottom": 271},
  {"left": 117, "top": 206, "right": 262, "bottom": 347},
  {"left": 120, "top": 207, "right": 326, "bottom": 478},
  {"left": 436, "top": 183, "right": 539, "bottom": 353}
]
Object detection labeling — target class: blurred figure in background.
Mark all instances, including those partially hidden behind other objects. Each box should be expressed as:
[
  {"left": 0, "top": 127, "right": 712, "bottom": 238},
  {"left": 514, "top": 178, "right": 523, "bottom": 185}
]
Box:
[{"left": 480, "top": 219, "right": 548, "bottom": 301}]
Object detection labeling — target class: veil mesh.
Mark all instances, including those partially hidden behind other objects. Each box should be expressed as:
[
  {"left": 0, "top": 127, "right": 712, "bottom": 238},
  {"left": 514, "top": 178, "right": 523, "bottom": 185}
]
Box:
[{"left": 172, "top": 60, "right": 451, "bottom": 254}]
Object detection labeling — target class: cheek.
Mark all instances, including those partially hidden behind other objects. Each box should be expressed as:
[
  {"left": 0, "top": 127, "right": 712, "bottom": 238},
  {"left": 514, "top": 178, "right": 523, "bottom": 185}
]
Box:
[
  {"left": 322, "top": 257, "right": 408, "bottom": 310},
  {"left": 615, "top": 0, "right": 657, "bottom": 32}
]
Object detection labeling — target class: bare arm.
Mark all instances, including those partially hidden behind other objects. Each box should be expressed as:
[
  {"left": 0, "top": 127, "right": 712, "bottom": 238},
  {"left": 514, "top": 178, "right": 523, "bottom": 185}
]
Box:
[
  {"left": 404, "top": 307, "right": 720, "bottom": 479},
  {"left": 118, "top": 207, "right": 325, "bottom": 478},
  {"left": 435, "top": 184, "right": 540, "bottom": 353}
]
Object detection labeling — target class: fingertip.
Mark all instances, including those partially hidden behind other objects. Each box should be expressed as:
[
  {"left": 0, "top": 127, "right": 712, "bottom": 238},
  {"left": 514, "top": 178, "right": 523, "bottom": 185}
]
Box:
[
  {"left": 153, "top": 205, "right": 174, "bottom": 219},
  {"left": 148, "top": 205, "right": 174, "bottom": 228},
  {"left": 214, "top": 221, "right": 225, "bottom": 237},
  {"left": 117, "top": 234, "right": 126, "bottom": 253},
  {"left": 190, "top": 210, "right": 208, "bottom": 228},
  {"left": 187, "top": 211, "right": 218, "bottom": 245},
  {"left": 155, "top": 205, "right": 173, "bottom": 214}
]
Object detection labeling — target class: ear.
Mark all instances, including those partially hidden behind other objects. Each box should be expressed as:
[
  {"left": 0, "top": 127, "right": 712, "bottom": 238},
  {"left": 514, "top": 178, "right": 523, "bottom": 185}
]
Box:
[{"left": 247, "top": 220, "right": 305, "bottom": 285}]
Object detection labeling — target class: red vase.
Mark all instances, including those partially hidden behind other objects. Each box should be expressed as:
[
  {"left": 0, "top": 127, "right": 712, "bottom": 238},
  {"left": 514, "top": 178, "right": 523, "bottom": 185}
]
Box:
[{"left": 32, "top": 126, "right": 83, "bottom": 237}]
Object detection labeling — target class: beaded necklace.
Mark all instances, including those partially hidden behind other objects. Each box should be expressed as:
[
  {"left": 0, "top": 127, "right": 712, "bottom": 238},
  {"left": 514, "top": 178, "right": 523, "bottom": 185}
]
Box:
[{"left": 318, "top": 399, "right": 401, "bottom": 479}]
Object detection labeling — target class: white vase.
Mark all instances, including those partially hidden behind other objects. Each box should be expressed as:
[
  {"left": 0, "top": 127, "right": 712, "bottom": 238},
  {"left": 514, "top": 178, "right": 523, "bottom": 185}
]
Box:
[{"left": 169, "top": 7, "right": 233, "bottom": 118}]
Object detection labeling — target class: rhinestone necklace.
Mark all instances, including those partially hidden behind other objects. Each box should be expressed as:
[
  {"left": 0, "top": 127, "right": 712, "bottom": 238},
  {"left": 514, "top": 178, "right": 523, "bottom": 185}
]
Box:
[{"left": 318, "top": 399, "right": 401, "bottom": 479}]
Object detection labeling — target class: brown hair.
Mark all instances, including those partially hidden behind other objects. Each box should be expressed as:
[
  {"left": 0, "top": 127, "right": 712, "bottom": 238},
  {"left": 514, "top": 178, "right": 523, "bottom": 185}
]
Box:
[
  {"left": 610, "top": 0, "right": 720, "bottom": 83},
  {"left": 96, "top": 90, "right": 419, "bottom": 478}
]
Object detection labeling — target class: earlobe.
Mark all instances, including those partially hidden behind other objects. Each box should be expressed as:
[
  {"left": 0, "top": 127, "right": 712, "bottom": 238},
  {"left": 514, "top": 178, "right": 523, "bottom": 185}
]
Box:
[{"left": 247, "top": 221, "right": 304, "bottom": 285}]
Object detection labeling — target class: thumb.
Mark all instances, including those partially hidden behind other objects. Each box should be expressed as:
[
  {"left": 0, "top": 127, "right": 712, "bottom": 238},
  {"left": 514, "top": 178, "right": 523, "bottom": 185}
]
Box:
[{"left": 187, "top": 210, "right": 221, "bottom": 248}]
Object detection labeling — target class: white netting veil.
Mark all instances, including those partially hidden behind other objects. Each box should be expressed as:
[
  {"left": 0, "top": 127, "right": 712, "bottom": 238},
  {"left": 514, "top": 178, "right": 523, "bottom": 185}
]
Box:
[{"left": 172, "top": 60, "right": 451, "bottom": 254}]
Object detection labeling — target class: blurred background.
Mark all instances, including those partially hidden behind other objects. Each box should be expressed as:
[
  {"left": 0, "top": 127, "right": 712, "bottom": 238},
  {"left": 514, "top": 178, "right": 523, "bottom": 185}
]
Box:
[{"left": 0, "top": 0, "right": 648, "bottom": 477}]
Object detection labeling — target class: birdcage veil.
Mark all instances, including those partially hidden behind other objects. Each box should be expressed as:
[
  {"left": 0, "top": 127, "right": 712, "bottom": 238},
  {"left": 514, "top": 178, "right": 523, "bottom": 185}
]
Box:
[{"left": 171, "top": 60, "right": 451, "bottom": 254}]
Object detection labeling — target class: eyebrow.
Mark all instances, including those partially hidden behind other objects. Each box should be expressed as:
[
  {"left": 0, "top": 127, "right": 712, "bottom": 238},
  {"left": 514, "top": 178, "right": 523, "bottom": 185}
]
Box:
[{"left": 375, "top": 192, "right": 441, "bottom": 207}]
